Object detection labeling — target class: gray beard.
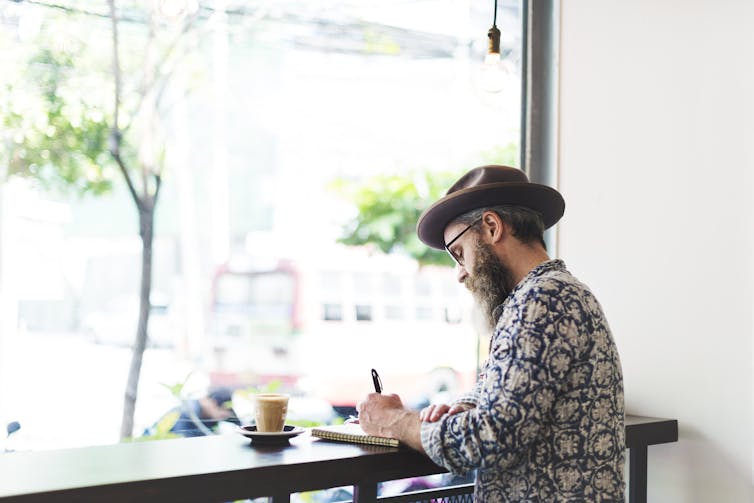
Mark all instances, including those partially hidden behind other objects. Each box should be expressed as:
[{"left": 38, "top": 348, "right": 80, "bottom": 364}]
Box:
[{"left": 464, "top": 241, "right": 514, "bottom": 333}]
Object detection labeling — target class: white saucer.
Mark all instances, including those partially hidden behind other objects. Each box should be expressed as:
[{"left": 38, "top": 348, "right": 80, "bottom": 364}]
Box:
[{"left": 238, "top": 425, "right": 305, "bottom": 445}]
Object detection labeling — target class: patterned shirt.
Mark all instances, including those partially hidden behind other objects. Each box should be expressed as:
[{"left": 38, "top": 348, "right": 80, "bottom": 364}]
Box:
[{"left": 421, "top": 260, "right": 625, "bottom": 502}]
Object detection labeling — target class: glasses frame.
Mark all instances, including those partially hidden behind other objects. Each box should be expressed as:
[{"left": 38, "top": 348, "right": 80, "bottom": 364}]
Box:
[{"left": 443, "top": 217, "right": 482, "bottom": 266}]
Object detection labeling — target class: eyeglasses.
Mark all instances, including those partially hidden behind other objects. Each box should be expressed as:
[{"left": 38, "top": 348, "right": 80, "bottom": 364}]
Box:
[{"left": 444, "top": 217, "right": 482, "bottom": 266}]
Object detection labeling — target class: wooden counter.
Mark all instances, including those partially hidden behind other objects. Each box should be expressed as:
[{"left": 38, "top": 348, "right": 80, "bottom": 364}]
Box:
[{"left": 0, "top": 414, "right": 677, "bottom": 503}]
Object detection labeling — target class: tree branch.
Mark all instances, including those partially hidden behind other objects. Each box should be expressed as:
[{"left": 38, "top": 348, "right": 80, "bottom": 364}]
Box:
[
  {"left": 108, "top": 0, "right": 121, "bottom": 137},
  {"left": 112, "top": 147, "right": 143, "bottom": 210},
  {"left": 108, "top": 0, "right": 142, "bottom": 210},
  {"left": 123, "top": 10, "right": 202, "bottom": 134},
  {"left": 153, "top": 172, "right": 162, "bottom": 201}
]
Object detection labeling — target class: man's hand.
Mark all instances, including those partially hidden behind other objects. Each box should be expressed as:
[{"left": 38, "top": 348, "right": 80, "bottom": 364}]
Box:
[
  {"left": 357, "top": 393, "right": 423, "bottom": 452},
  {"left": 419, "top": 402, "right": 475, "bottom": 422}
]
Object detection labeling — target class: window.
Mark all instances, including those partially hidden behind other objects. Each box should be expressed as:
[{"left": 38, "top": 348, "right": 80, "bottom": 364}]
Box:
[
  {"left": 416, "top": 306, "right": 434, "bottom": 321},
  {"left": 445, "top": 306, "right": 463, "bottom": 324},
  {"left": 323, "top": 303, "right": 343, "bottom": 322},
  {"left": 385, "top": 305, "right": 406, "bottom": 320},
  {"left": 0, "top": 0, "right": 523, "bottom": 449},
  {"left": 355, "top": 305, "right": 373, "bottom": 322}
]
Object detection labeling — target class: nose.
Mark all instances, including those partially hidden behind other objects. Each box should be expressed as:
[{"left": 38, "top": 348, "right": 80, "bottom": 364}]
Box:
[{"left": 456, "top": 263, "right": 468, "bottom": 283}]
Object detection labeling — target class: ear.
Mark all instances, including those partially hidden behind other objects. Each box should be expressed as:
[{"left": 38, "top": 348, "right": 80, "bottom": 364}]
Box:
[{"left": 481, "top": 211, "right": 506, "bottom": 244}]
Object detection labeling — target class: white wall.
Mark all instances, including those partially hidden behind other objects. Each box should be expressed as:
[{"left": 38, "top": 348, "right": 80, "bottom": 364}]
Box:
[{"left": 557, "top": 1, "right": 754, "bottom": 501}]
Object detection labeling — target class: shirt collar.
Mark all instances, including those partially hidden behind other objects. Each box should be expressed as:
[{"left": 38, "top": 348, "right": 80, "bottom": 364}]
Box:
[{"left": 494, "top": 259, "right": 566, "bottom": 315}]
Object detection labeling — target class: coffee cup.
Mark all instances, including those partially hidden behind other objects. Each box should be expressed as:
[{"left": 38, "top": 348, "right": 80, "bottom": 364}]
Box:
[{"left": 254, "top": 393, "right": 289, "bottom": 432}]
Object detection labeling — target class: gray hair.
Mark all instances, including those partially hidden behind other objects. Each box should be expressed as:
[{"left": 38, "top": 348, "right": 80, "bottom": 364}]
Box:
[{"left": 451, "top": 205, "right": 547, "bottom": 249}]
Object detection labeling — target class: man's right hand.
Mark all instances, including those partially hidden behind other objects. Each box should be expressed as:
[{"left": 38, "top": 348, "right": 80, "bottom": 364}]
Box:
[{"left": 419, "top": 402, "right": 475, "bottom": 422}]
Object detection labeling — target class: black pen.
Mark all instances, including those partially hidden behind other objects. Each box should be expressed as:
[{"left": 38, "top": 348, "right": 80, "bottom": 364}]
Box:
[{"left": 371, "top": 368, "right": 383, "bottom": 393}]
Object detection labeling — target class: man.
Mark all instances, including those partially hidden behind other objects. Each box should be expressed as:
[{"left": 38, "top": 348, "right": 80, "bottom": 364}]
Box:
[
  {"left": 147, "top": 387, "right": 240, "bottom": 438},
  {"left": 357, "top": 165, "right": 625, "bottom": 502}
]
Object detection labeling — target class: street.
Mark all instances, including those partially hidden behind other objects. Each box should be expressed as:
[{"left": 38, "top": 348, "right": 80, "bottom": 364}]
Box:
[{"left": 3, "top": 331, "right": 194, "bottom": 451}]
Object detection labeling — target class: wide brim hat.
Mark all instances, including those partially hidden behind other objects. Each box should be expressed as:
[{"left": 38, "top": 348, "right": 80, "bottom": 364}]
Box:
[{"left": 416, "top": 165, "right": 565, "bottom": 249}]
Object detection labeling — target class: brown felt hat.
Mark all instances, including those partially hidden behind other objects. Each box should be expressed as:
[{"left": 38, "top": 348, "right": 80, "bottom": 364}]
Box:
[{"left": 416, "top": 165, "right": 565, "bottom": 249}]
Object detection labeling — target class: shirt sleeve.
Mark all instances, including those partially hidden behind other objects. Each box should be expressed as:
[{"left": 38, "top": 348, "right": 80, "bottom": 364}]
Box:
[
  {"left": 452, "top": 369, "right": 485, "bottom": 407},
  {"left": 421, "top": 287, "right": 578, "bottom": 474}
]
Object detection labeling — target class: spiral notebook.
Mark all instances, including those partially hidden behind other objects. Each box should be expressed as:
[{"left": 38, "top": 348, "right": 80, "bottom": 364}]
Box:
[{"left": 310, "top": 424, "right": 400, "bottom": 447}]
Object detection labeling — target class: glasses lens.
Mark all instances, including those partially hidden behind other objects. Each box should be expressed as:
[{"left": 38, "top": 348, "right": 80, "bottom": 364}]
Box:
[
  {"left": 444, "top": 218, "right": 481, "bottom": 266},
  {"left": 446, "top": 248, "right": 460, "bottom": 266}
]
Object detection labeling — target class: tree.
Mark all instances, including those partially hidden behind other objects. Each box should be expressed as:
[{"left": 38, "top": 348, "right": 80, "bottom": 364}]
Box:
[
  {"left": 330, "top": 171, "right": 458, "bottom": 267},
  {"left": 0, "top": 1, "right": 206, "bottom": 439},
  {"left": 331, "top": 143, "right": 518, "bottom": 266}
]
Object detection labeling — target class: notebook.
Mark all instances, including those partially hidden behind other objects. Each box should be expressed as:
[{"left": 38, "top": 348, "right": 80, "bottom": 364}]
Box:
[{"left": 310, "top": 423, "right": 400, "bottom": 447}]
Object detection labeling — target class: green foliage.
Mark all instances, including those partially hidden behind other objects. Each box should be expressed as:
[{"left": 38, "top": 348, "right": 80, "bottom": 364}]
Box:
[
  {"left": 478, "top": 142, "right": 518, "bottom": 167},
  {"left": 0, "top": 2, "right": 209, "bottom": 440},
  {"left": 123, "top": 408, "right": 183, "bottom": 442},
  {"left": 329, "top": 171, "right": 459, "bottom": 267},
  {"left": 240, "top": 379, "right": 283, "bottom": 396},
  {"left": 330, "top": 143, "right": 519, "bottom": 266},
  {"left": 126, "top": 410, "right": 183, "bottom": 442},
  {"left": 285, "top": 418, "right": 324, "bottom": 428},
  {"left": 160, "top": 372, "right": 193, "bottom": 399},
  {"left": 0, "top": 30, "right": 116, "bottom": 196},
  {"left": 124, "top": 372, "right": 196, "bottom": 441},
  {"left": 0, "top": 4, "right": 201, "bottom": 198}
]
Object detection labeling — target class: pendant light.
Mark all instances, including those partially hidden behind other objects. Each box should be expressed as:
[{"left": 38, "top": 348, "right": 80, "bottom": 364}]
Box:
[{"left": 480, "top": 0, "right": 506, "bottom": 93}]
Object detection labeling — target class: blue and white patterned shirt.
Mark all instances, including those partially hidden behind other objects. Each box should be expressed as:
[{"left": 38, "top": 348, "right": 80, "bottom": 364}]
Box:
[{"left": 421, "top": 260, "right": 625, "bottom": 502}]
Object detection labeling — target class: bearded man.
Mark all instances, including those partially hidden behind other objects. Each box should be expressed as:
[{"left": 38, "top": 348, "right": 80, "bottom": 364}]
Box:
[{"left": 357, "top": 165, "right": 625, "bottom": 502}]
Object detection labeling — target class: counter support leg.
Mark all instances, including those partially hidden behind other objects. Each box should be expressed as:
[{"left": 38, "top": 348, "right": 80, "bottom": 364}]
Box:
[
  {"left": 353, "top": 482, "right": 377, "bottom": 503},
  {"left": 628, "top": 445, "right": 648, "bottom": 503}
]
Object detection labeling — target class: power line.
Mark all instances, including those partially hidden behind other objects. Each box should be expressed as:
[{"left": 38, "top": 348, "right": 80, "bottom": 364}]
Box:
[{"left": 2, "top": 0, "right": 521, "bottom": 60}]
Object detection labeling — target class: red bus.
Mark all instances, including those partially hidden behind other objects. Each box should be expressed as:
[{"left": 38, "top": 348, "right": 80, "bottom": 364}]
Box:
[{"left": 207, "top": 250, "right": 481, "bottom": 411}]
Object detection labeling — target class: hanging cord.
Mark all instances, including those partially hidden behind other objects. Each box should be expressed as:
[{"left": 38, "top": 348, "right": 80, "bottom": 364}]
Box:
[{"left": 488, "top": 0, "right": 501, "bottom": 54}]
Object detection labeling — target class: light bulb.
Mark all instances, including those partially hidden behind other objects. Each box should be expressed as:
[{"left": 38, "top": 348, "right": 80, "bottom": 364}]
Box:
[
  {"left": 481, "top": 52, "right": 506, "bottom": 93},
  {"left": 480, "top": 25, "right": 505, "bottom": 93}
]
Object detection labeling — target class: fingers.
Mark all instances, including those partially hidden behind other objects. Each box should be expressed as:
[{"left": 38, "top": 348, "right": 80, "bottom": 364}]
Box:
[
  {"left": 430, "top": 404, "right": 451, "bottom": 421},
  {"left": 448, "top": 402, "right": 475, "bottom": 415},
  {"left": 357, "top": 393, "right": 403, "bottom": 423},
  {"left": 419, "top": 404, "right": 438, "bottom": 421},
  {"left": 356, "top": 395, "right": 381, "bottom": 421},
  {"left": 420, "top": 403, "right": 451, "bottom": 422},
  {"left": 447, "top": 404, "right": 467, "bottom": 415},
  {"left": 420, "top": 402, "right": 476, "bottom": 422},
  {"left": 365, "top": 392, "right": 402, "bottom": 408}
]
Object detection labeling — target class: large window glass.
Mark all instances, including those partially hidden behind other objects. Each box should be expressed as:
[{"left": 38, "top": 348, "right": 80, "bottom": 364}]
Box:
[{"left": 0, "top": 0, "right": 522, "bottom": 454}]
